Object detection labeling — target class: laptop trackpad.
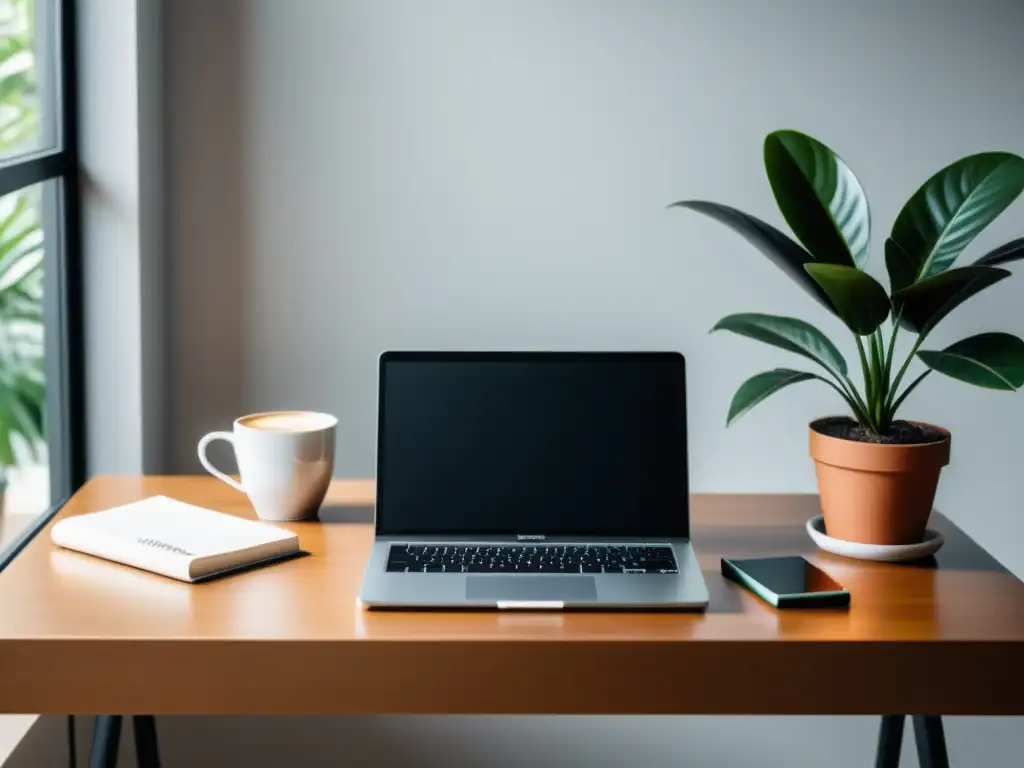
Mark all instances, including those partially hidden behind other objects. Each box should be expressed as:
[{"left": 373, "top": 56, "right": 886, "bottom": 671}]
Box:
[{"left": 466, "top": 576, "right": 597, "bottom": 602}]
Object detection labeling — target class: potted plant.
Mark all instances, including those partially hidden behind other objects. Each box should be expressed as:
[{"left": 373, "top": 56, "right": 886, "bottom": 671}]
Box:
[{"left": 672, "top": 130, "right": 1024, "bottom": 546}]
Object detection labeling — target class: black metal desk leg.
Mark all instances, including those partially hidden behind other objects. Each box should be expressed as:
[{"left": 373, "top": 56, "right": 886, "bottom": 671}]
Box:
[
  {"left": 913, "top": 716, "right": 950, "bottom": 768},
  {"left": 88, "top": 715, "right": 122, "bottom": 768},
  {"left": 133, "top": 715, "right": 161, "bottom": 768},
  {"left": 875, "top": 715, "right": 905, "bottom": 768}
]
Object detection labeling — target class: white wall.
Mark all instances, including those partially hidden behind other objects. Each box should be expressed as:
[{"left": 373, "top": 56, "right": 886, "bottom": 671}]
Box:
[
  {"left": 78, "top": 0, "right": 165, "bottom": 475},
  {"left": 78, "top": 0, "right": 144, "bottom": 475},
  {"left": 171, "top": 0, "right": 1024, "bottom": 561},
  {"left": 53, "top": 0, "right": 1024, "bottom": 766},
  {"left": 169, "top": 0, "right": 1024, "bottom": 540}
]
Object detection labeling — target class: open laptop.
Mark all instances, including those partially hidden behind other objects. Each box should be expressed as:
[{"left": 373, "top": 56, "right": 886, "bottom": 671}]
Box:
[{"left": 358, "top": 351, "right": 709, "bottom": 610}]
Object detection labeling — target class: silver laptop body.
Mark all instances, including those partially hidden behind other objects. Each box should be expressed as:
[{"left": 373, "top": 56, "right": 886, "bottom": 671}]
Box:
[{"left": 358, "top": 351, "right": 709, "bottom": 610}]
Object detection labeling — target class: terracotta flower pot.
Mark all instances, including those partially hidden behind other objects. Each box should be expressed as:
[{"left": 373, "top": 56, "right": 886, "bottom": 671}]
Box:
[{"left": 808, "top": 418, "right": 951, "bottom": 546}]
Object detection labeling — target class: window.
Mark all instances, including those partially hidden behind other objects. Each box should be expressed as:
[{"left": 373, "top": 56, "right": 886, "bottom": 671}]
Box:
[
  {"left": 0, "top": 0, "right": 81, "bottom": 548},
  {"left": 0, "top": 0, "right": 56, "bottom": 160}
]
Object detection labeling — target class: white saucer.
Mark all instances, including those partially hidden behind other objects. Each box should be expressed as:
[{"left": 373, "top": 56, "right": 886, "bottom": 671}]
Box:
[{"left": 805, "top": 516, "right": 945, "bottom": 562}]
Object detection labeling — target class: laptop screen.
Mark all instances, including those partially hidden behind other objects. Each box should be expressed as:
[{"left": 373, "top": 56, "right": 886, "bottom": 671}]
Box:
[{"left": 375, "top": 352, "right": 689, "bottom": 538}]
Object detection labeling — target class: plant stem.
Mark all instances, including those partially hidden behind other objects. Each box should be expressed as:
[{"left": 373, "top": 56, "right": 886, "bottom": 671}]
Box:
[
  {"left": 823, "top": 382, "right": 872, "bottom": 428},
  {"left": 883, "top": 311, "right": 902, "bottom": 385},
  {"left": 817, "top": 363, "right": 872, "bottom": 427},
  {"left": 873, "top": 328, "right": 886, "bottom": 386},
  {"left": 833, "top": 365, "right": 873, "bottom": 432},
  {"left": 886, "top": 335, "right": 925, "bottom": 415},
  {"left": 837, "top": 379, "right": 873, "bottom": 427},
  {"left": 870, "top": 331, "right": 885, "bottom": 425},
  {"left": 880, "top": 335, "right": 896, "bottom": 424},
  {"left": 889, "top": 370, "right": 931, "bottom": 416},
  {"left": 814, "top": 375, "right": 863, "bottom": 416},
  {"left": 855, "top": 335, "right": 874, "bottom": 426}
]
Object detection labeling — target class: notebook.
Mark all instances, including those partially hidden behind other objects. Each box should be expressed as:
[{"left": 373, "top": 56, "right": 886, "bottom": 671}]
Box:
[{"left": 50, "top": 495, "right": 301, "bottom": 583}]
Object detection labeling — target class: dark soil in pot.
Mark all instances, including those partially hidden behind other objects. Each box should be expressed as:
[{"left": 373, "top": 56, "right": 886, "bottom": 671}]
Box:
[{"left": 813, "top": 416, "right": 947, "bottom": 446}]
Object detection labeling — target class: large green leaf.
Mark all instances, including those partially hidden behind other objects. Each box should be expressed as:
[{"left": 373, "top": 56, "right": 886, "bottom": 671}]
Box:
[
  {"left": 975, "top": 237, "right": 1024, "bottom": 267},
  {"left": 763, "top": 130, "right": 869, "bottom": 269},
  {"left": 727, "top": 369, "right": 818, "bottom": 426},
  {"left": 890, "top": 152, "right": 1024, "bottom": 281},
  {"left": 670, "top": 200, "right": 836, "bottom": 314},
  {"left": 892, "top": 265, "right": 1011, "bottom": 336},
  {"left": 0, "top": 420, "right": 14, "bottom": 466},
  {"left": 0, "top": 35, "right": 27, "bottom": 58},
  {"left": 804, "top": 263, "right": 890, "bottom": 335},
  {"left": 0, "top": 224, "right": 39, "bottom": 266},
  {"left": 8, "top": 390, "right": 42, "bottom": 451},
  {"left": 885, "top": 237, "right": 919, "bottom": 295},
  {"left": 0, "top": 196, "right": 27, "bottom": 239},
  {"left": 0, "top": 109, "right": 36, "bottom": 147},
  {"left": 711, "top": 313, "right": 847, "bottom": 376},
  {"left": 918, "top": 333, "right": 1024, "bottom": 390}
]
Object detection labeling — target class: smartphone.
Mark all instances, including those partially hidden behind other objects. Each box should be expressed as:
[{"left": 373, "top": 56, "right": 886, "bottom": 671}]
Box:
[{"left": 721, "top": 556, "right": 849, "bottom": 608}]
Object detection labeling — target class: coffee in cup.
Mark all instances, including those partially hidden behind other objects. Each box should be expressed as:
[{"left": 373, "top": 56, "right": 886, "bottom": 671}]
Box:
[{"left": 197, "top": 410, "right": 337, "bottom": 522}]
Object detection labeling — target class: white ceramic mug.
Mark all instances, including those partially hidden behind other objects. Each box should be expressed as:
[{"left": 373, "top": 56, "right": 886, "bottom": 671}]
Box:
[{"left": 197, "top": 410, "right": 337, "bottom": 522}]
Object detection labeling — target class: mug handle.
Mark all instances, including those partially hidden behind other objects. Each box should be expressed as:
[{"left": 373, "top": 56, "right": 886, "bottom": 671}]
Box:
[{"left": 197, "top": 431, "right": 245, "bottom": 492}]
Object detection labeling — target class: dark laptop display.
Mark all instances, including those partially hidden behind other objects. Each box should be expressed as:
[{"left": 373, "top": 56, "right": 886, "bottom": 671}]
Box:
[{"left": 375, "top": 352, "right": 689, "bottom": 538}]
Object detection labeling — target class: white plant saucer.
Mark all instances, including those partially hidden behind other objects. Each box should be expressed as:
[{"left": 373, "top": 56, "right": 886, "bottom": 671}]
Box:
[{"left": 806, "top": 515, "right": 945, "bottom": 562}]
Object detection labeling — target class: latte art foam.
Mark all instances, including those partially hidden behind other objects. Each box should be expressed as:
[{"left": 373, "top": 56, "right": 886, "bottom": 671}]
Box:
[{"left": 239, "top": 411, "right": 335, "bottom": 432}]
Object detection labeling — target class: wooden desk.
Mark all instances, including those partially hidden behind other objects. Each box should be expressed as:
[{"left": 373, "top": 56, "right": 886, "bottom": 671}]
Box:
[{"left": 1, "top": 476, "right": 1023, "bottom": 719}]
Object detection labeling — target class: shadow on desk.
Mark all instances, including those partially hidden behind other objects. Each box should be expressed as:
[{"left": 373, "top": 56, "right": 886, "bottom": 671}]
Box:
[
  {"left": 703, "top": 569, "right": 749, "bottom": 614},
  {"left": 922, "top": 515, "right": 1008, "bottom": 572},
  {"left": 316, "top": 505, "right": 375, "bottom": 524},
  {"left": 697, "top": 514, "right": 1008, "bottom": 575}
]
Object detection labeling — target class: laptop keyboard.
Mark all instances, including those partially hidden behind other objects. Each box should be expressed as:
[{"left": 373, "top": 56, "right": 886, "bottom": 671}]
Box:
[{"left": 386, "top": 544, "right": 679, "bottom": 574}]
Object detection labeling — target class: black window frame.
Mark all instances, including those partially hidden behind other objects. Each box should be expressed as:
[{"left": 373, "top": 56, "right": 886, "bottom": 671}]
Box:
[{"left": 0, "top": 0, "right": 84, "bottom": 543}]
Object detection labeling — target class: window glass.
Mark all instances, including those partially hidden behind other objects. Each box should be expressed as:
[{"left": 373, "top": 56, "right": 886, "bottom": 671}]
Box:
[
  {"left": 0, "top": 181, "right": 47, "bottom": 545},
  {"left": 0, "top": 0, "right": 56, "bottom": 161}
]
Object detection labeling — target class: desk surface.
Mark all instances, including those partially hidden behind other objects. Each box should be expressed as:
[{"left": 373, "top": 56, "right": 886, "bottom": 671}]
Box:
[{"left": 1, "top": 476, "right": 1022, "bottom": 715}]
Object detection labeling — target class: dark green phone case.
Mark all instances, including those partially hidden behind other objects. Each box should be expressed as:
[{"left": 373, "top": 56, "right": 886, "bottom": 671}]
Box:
[{"left": 721, "top": 557, "right": 850, "bottom": 609}]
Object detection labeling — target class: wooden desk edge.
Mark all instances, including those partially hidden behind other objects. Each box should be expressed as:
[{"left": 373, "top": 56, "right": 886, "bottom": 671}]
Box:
[{"left": 1, "top": 638, "right": 1022, "bottom": 715}]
